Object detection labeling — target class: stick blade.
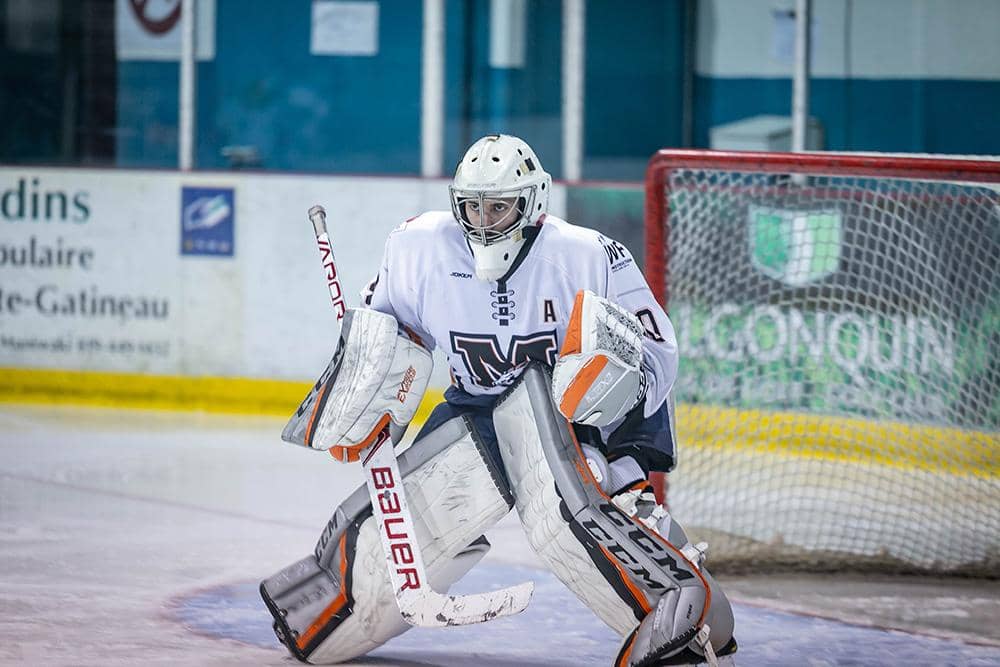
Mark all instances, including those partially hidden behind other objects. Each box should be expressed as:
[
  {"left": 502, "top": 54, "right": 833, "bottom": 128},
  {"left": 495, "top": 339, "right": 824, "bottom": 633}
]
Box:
[{"left": 399, "top": 581, "right": 534, "bottom": 627}]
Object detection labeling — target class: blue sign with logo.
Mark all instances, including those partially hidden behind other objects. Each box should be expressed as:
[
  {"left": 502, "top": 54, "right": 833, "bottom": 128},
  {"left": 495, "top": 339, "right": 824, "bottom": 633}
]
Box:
[{"left": 181, "top": 187, "right": 234, "bottom": 256}]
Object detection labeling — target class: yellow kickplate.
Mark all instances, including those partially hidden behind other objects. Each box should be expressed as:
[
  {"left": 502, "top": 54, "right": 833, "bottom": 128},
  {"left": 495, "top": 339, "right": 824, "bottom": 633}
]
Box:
[
  {"left": 2, "top": 367, "right": 992, "bottom": 476},
  {"left": 0, "top": 367, "right": 443, "bottom": 423}
]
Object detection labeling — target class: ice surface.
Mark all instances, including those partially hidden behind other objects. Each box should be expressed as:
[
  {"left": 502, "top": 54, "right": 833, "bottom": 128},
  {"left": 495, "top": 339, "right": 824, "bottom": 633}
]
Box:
[{"left": 1, "top": 405, "right": 997, "bottom": 666}]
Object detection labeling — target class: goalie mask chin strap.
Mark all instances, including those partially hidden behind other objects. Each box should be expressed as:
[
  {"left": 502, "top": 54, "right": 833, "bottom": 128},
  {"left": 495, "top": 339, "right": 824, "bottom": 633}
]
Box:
[
  {"left": 467, "top": 224, "right": 541, "bottom": 283},
  {"left": 469, "top": 234, "right": 523, "bottom": 282}
]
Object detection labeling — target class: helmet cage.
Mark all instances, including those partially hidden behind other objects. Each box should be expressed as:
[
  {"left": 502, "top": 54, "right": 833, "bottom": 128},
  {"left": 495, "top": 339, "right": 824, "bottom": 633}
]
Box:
[{"left": 449, "top": 185, "right": 537, "bottom": 245}]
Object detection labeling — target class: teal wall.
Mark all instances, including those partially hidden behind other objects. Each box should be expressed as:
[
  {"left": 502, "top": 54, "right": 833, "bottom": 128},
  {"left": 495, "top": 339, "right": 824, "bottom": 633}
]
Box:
[
  {"left": 440, "top": 0, "right": 684, "bottom": 179},
  {"left": 694, "top": 76, "right": 1000, "bottom": 154},
  {"left": 118, "top": 1, "right": 423, "bottom": 171},
  {"left": 6, "top": 1, "right": 996, "bottom": 172},
  {"left": 113, "top": 0, "right": 685, "bottom": 178},
  {"left": 443, "top": 0, "right": 564, "bottom": 176},
  {"left": 691, "top": 0, "right": 1000, "bottom": 155},
  {"left": 585, "top": 0, "right": 684, "bottom": 159},
  {"left": 0, "top": 49, "right": 63, "bottom": 162}
]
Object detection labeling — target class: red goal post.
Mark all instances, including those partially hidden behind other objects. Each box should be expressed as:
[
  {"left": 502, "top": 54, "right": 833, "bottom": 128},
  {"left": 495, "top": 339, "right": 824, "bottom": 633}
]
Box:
[{"left": 643, "top": 149, "right": 999, "bottom": 575}]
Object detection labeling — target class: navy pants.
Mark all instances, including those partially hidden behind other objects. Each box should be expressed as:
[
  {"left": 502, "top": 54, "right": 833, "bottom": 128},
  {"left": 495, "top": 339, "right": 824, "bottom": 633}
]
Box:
[{"left": 414, "top": 385, "right": 676, "bottom": 475}]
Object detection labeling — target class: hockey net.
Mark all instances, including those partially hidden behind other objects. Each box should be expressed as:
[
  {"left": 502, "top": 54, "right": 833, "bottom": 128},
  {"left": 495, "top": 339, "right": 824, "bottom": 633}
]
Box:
[{"left": 645, "top": 150, "right": 999, "bottom": 576}]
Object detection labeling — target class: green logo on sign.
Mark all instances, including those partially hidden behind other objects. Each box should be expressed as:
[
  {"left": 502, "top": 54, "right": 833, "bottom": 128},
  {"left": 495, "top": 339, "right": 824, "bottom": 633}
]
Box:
[{"left": 749, "top": 206, "right": 842, "bottom": 286}]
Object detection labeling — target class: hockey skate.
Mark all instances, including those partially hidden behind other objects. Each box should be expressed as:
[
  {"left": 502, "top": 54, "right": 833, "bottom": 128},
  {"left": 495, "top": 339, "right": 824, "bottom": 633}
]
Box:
[{"left": 613, "top": 493, "right": 740, "bottom": 666}]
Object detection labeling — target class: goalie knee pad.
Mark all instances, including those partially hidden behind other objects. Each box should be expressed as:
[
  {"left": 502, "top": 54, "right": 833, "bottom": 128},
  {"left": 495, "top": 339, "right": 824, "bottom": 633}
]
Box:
[
  {"left": 261, "top": 415, "right": 513, "bottom": 664},
  {"left": 493, "top": 363, "right": 735, "bottom": 662}
]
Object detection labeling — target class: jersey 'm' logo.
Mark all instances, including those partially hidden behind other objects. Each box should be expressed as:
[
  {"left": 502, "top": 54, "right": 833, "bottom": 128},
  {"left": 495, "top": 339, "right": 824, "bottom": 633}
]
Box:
[{"left": 450, "top": 330, "right": 558, "bottom": 388}]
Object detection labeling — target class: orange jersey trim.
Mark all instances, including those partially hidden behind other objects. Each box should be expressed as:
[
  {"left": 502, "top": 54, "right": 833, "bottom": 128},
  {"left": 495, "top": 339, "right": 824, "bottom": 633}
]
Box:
[{"left": 560, "top": 290, "right": 586, "bottom": 356}]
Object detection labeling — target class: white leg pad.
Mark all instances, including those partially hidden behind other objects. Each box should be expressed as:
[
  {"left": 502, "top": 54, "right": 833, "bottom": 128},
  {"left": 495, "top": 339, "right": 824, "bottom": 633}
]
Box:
[
  {"left": 261, "top": 416, "right": 513, "bottom": 663},
  {"left": 497, "top": 407, "right": 641, "bottom": 636},
  {"left": 493, "top": 364, "right": 724, "bottom": 655}
]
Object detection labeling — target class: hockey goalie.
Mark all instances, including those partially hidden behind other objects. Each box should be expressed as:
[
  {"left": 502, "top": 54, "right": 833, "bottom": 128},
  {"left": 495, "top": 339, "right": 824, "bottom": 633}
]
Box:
[{"left": 260, "top": 134, "right": 737, "bottom": 666}]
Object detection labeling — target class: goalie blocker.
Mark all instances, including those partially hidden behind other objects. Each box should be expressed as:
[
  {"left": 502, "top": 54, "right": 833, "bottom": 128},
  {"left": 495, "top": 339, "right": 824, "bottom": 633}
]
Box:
[{"left": 280, "top": 308, "right": 432, "bottom": 461}]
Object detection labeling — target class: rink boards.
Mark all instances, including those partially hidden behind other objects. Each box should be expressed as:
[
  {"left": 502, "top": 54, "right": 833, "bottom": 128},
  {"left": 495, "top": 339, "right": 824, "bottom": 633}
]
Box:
[
  {"left": 2, "top": 165, "right": 996, "bottom": 576},
  {"left": 1, "top": 364, "right": 993, "bottom": 474}
]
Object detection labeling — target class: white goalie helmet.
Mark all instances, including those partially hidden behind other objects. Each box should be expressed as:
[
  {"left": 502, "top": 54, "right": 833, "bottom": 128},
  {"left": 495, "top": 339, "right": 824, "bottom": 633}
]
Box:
[{"left": 450, "top": 134, "right": 552, "bottom": 281}]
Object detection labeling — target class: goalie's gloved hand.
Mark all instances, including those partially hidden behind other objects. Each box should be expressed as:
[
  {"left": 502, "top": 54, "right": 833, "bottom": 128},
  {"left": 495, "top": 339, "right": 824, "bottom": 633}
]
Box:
[
  {"left": 607, "top": 454, "right": 669, "bottom": 534},
  {"left": 552, "top": 290, "right": 647, "bottom": 427},
  {"left": 281, "top": 309, "right": 432, "bottom": 462}
]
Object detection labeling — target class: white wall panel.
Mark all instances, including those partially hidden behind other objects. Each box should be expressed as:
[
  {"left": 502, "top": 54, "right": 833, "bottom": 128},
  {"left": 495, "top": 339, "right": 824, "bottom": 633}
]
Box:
[{"left": 0, "top": 168, "right": 567, "bottom": 389}]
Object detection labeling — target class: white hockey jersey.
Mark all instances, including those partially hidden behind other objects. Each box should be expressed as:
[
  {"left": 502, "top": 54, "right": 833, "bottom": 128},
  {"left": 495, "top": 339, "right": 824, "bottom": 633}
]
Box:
[{"left": 365, "top": 211, "right": 678, "bottom": 418}]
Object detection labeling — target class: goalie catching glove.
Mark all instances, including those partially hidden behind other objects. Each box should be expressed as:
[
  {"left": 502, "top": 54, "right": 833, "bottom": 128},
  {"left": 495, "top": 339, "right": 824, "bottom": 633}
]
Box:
[{"left": 552, "top": 290, "right": 647, "bottom": 428}]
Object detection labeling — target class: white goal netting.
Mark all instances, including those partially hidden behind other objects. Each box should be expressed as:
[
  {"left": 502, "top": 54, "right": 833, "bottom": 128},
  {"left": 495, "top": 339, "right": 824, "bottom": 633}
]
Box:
[{"left": 645, "top": 151, "right": 999, "bottom": 575}]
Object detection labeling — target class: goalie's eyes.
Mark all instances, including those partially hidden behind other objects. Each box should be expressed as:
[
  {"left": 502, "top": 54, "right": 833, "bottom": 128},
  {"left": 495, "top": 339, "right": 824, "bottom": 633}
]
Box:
[{"left": 467, "top": 201, "right": 511, "bottom": 215}]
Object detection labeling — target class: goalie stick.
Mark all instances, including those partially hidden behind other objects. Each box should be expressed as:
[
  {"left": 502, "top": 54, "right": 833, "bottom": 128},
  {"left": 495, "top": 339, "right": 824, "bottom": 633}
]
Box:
[{"left": 306, "top": 204, "right": 533, "bottom": 627}]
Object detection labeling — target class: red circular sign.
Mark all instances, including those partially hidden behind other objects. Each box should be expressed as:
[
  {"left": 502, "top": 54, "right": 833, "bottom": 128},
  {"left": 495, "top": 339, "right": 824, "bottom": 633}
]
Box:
[{"left": 128, "top": 0, "right": 182, "bottom": 35}]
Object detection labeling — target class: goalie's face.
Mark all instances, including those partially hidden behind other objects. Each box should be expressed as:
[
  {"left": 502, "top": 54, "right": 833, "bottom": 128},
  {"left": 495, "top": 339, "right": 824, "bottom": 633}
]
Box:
[
  {"left": 452, "top": 191, "right": 531, "bottom": 245},
  {"left": 464, "top": 196, "right": 519, "bottom": 232}
]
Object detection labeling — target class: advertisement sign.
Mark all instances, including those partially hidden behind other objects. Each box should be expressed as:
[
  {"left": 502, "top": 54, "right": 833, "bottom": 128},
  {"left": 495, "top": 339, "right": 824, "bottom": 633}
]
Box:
[
  {"left": 2, "top": 167, "right": 520, "bottom": 387},
  {"left": 115, "top": 0, "right": 216, "bottom": 61},
  {"left": 665, "top": 190, "right": 998, "bottom": 430},
  {"left": 181, "top": 186, "right": 234, "bottom": 256},
  {"left": 311, "top": 1, "right": 379, "bottom": 56},
  {"left": 670, "top": 302, "right": 980, "bottom": 423},
  {"left": 748, "top": 206, "right": 841, "bottom": 287},
  {"left": 0, "top": 172, "right": 180, "bottom": 374}
]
